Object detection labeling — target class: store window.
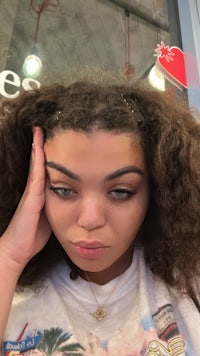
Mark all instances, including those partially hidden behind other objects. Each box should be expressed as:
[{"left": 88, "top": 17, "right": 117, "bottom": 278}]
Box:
[
  {"left": 177, "top": 0, "right": 200, "bottom": 110},
  {"left": 0, "top": 0, "right": 199, "bottom": 109}
]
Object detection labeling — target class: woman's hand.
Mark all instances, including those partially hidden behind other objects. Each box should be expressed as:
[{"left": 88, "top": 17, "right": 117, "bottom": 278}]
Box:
[{"left": 0, "top": 126, "right": 51, "bottom": 273}]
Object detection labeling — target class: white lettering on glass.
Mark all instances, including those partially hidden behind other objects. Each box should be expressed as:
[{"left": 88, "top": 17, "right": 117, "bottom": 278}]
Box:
[{"left": 0, "top": 70, "right": 41, "bottom": 99}]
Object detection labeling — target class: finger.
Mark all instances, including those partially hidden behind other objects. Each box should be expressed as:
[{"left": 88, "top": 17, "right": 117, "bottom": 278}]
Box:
[
  {"left": 31, "top": 127, "right": 45, "bottom": 182},
  {"left": 33, "top": 126, "right": 44, "bottom": 149},
  {"left": 23, "top": 127, "right": 45, "bottom": 198},
  {"left": 27, "top": 126, "right": 43, "bottom": 181}
]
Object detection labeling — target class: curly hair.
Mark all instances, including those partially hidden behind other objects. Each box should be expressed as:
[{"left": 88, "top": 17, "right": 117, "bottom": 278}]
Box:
[{"left": 0, "top": 80, "right": 200, "bottom": 294}]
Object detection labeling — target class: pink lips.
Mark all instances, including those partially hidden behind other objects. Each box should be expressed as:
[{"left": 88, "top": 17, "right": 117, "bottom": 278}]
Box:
[
  {"left": 72, "top": 241, "right": 108, "bottom": 259},
  {"left": 75, "top": 241, "right": 105, "bottom": 249}
]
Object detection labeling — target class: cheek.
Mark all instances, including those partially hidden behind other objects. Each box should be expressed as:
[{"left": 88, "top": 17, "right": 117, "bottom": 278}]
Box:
[
  {"left": 44, "top": 192, "right": 63, "bottom": 227},
  {"left": 44, "top": 202, "right": 68, "bottom": 242},
  {"left": 118, "top": 192, "right": 149, "bottom": 235},
  {"left": 44, "top": 191, "right": 77, "bottom": 236}
]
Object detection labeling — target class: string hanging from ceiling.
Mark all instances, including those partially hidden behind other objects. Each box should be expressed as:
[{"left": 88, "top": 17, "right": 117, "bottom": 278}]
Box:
[
  {"left": 124, "top": 9, "right": 135, "bottom": 79},
  {"left": 30, "top": 0, "right": 60, "bottom": 48}
]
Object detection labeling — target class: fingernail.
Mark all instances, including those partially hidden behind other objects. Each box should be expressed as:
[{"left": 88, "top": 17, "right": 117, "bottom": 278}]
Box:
[{"left": 32, "top": 143, "right": 35, "bottom": 153}]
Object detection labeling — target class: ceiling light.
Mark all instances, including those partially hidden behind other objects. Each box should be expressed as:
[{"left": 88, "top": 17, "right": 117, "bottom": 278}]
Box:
[
  {"left": 22, "top": 1, "right": 60, "bottom": 79},
  {"left": 22, "top": 51, "right": 42, "bottom": 78},
  {"left": 148, "top": 65, "right": 165, "bottom": 91}
]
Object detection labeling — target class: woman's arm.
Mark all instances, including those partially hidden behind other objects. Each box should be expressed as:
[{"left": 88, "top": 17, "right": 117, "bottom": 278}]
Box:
[
  {"left": 0, "top": 127, "right": 51, "bottom": 341},
  {"left": 0, "top": 241, "right": 24, "bottom": 341}
]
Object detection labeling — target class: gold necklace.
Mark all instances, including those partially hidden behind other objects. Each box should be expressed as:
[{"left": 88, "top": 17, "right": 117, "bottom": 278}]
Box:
[{"left": 84, "top": 272, "right": 122, "bottom": 321}]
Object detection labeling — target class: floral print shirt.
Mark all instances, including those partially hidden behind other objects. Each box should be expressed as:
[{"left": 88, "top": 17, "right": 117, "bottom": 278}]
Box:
[{"left": 3, "top": 248, "right": 200, "bottom": 355}]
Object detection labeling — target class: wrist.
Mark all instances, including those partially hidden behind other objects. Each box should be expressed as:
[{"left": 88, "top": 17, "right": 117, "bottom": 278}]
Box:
[{"left": 0, "top": 238, "right": 25, "bottom": 277}]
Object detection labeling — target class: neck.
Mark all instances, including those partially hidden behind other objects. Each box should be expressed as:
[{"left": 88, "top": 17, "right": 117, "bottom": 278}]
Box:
[{"left": 80, "top": 247, "right": 134, "bottom": 285}]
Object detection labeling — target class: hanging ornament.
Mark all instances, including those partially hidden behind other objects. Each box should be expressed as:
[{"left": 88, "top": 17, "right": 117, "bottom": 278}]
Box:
[
  {"left": 154, "top": 41, "right": 187, "bottom": 89},
  {"left": 22, "top": 0, "right": 60, "bottom": 78}
]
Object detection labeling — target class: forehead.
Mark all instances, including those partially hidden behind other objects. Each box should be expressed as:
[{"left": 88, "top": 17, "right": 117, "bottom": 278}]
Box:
[{"left": 44, "top": 130, "right": 146, "bottom": 173}]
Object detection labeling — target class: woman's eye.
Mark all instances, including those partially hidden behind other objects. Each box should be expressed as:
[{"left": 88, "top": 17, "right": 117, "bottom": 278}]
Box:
[
  {"left": 49, "top": 186, "right": 75, "bottom": 198},
  {"left": 109, "top": 189, "right": 135, "bottom": 200}
]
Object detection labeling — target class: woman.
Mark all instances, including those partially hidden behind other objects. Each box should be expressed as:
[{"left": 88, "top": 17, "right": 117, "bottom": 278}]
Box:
[{"left": 0, "top": 80, "right": 200, "bottom": 355}]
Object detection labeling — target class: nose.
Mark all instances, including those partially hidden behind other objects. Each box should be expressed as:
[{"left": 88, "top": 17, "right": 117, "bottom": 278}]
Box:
[{"left": 77, "top": 196, "right": 106, "bottom": 231}]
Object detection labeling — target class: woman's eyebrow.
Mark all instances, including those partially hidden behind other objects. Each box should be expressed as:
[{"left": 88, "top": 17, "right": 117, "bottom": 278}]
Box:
[
  {"left": 45, "top": 161, "right": 80, "bottom": 180},
  {"left": 46, "top": 161, "right": 143, "bottom": 181},
  {"left": 104, "top": 166, "right": 144, "bottom": 181}
]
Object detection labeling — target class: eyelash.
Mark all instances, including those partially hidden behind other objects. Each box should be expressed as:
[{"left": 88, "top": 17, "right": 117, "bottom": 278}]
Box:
[
  {"left": 109, "top": 188, "right": 135, "bottom": 201},
  {"left": 49, "top": 186, "right": 75, "bottom": 198},
  {"left": 48, "top": 186, "right": 135, "bottom": 202}
]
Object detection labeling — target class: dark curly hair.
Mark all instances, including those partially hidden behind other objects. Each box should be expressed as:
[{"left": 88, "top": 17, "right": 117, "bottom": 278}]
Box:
[{"left": 0, "top": 79, "right": 200, "bottom": 295}]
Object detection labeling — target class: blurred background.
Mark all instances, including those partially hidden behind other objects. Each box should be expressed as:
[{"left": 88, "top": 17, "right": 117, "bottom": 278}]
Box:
[{"left": 0, "top": 0, "right": 200, "bottom": 108}]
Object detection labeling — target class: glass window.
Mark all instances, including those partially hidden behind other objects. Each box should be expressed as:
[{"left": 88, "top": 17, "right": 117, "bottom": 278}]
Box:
[{"left": 0, "top": 0, "right": 199, "bottom": 108}]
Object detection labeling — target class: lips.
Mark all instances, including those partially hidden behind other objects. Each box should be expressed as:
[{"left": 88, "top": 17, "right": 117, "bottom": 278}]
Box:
[
  {"left": 73, "top": 241, "right": 107, "bottom": 249},
  {"left": 71, "top": 240, "right": 109, "bottom": 259}
]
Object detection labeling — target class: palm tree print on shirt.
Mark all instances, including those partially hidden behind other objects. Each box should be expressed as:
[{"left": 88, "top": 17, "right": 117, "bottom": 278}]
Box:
[{"left": 36, "top": 327, "right": 85, "bottom": 355}]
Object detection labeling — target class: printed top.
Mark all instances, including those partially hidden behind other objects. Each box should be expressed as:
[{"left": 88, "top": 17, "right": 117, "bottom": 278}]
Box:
[{"left": 3, "top": 248, "right": 200, "bottom": 356}]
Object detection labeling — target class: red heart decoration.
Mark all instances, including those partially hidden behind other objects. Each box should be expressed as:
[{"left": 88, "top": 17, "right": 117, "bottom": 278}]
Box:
[{"left": 155, "top": 42, "right": 187, "bottom": 88}]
